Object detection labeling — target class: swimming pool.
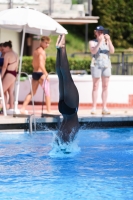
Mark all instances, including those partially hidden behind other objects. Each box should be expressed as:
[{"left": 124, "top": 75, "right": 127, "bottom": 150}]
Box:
[{"left": 0, "top": 128, "right": 133, "bottom": 200}]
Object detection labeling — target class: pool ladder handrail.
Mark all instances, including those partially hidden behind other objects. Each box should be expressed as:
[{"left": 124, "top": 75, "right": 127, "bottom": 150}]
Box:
[
  {"left": 18, "top": 72, "right": 61, "bottom": 133},
  {"left": 41, "top": 72, "right": 61, "bottom": 130},
  {"left": 16, "top": 72, "right": 36, "bottom": 133}
]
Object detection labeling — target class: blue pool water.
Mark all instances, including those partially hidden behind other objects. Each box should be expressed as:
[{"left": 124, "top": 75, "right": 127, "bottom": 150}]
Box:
[{"left": 0, "top": 128, "right": 133, "bottom": 200}]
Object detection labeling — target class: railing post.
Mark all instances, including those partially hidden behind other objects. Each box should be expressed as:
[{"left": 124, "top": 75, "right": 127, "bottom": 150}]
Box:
[
  {"left": 49, "top": 0, "right": 52, "bottom": 15},
  {"left": 121, "top": 52, "right": 125, "bottom": 75},
  {"left": 117, "top": 54, "right": 121, "bottom": 75}
]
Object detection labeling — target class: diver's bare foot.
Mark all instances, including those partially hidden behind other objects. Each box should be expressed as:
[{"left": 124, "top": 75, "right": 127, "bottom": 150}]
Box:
[{"left": 58, "top": 34, "right": 65, "bottom": 48}]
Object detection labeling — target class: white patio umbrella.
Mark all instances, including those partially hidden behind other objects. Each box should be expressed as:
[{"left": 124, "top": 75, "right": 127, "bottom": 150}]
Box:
[{"left": 0, "top": 7, "right": 68, "bottom": 113}]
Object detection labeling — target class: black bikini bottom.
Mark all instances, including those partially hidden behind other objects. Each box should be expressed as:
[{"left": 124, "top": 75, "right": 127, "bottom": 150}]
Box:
[{"left": 32, "top": 72, "right": 43, "bottom": 80}]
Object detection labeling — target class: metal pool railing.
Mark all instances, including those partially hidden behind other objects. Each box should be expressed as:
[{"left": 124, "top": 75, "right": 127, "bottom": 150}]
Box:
[
  {"left": 14, "top": 72, "right": 37, "bottom": 133},
  {"left": 28, "top": 114, "right": 61, "bottom": 134},
  {"left": 70, "top": 52, "right": 133, "bottom": 75},
  {"left": 19, "top": 72, "right": 61, "bottom": 134}
]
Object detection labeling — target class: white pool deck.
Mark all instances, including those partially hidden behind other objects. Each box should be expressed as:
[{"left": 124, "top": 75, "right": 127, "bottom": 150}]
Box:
[{"left": 0, "top": 108, "right": 133, "bottom": 125}]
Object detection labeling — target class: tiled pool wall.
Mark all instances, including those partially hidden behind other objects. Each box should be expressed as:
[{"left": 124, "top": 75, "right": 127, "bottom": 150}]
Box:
[{"left": 0, "top": 119, "right": 133, "bottom": 131}]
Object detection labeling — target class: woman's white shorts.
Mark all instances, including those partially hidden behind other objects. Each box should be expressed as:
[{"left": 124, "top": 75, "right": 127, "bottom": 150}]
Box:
[{"left": 91, "top": 67, "right": 111, "bottom": 78}]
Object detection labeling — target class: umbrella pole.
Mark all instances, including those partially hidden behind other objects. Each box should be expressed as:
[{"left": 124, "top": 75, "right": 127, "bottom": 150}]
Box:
[{"left": 14, "top": 25, "right": 26, "bottom": 113}]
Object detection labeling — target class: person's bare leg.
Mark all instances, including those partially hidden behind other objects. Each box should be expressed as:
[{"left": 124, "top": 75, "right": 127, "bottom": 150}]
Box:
[
  {"left": 92, "top": 78, "right": 100, "bottom": 109},
  {"left": 45, "top": 96, "right": 51, "bottom": 113},
  {"left": 4, "top": 92, "right": 8, "bottom": 109},
  {"left": 39, "top": 75, "right": 51, "bottom": 113},
  {"left": 20, "top": 79, "right": 39, "bottom": 113},
  {"left": 2, "top": 74, "right": 15, "bottom": 109},
  {"left": 101, "top": 76, "right": 110, "bottom": 109},
  {"left": 8, "top": 83, "right": 15, "bottom": 109}
]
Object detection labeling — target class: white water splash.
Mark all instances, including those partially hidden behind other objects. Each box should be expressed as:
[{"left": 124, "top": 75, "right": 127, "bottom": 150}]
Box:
[{"left": 49, "top": 131, "right": 81, "bottom": 157}]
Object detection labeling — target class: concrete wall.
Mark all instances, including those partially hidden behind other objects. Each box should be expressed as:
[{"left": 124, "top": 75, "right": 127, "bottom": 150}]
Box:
[
  {"left": 0, "top": 1, "right": 40, "bottom": 11},
  {"left": 0, "top": 28, "right": 20, "bottom": 55},
  {"left": 0, "top": 0, "right": 49, "bottom": 12},
  {"left": 18, "top": 75, "right": 133, "bottom": 108}
]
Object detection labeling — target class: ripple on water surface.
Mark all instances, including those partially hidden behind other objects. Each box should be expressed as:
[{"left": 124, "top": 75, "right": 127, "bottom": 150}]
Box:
[{"left": 0, "top": 128, "right": 133, "bottom": 200}]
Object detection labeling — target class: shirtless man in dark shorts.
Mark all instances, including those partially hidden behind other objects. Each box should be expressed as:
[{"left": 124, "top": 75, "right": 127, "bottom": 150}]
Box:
[{"left": 20, "top": 36, "right": 51, "bottom": 114}]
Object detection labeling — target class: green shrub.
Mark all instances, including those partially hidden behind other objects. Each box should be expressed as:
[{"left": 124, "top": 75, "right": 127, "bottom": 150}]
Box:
[
  {"left": 21, "top": 56, "right": 91, "bottom": 74},
  {"left": 21, "top": 56, "right": 33, "bottom": 74}
]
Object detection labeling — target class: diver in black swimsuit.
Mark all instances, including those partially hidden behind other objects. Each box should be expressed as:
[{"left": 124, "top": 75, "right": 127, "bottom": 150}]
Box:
[{"left": 55, "top": 34, "right": 79, "bottom": 145}]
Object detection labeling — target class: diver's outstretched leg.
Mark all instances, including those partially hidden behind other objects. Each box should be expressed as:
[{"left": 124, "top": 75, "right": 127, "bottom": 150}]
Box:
[
  {"left": 55, "top": 41, "right": 64, "bottom": 101},
  {"left": 59, "top": 35, "right": 79, "bottom": 108},
  {"left": 55, "top": 34, "right": 79, "bottom": 145}
]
